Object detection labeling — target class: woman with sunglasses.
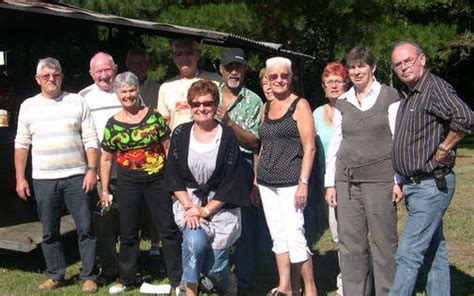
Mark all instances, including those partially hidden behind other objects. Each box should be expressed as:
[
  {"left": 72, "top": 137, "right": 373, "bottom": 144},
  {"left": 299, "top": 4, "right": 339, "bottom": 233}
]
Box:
[
  {"left": 324, "top": 47, "right": 402, "bottom": 296},
  {"left": 313, "top": 62, "right": 348, "bottom": 296},
  {"left": 257, "top": 57, "right": 317, "bottom": 296},
  {"left": 100, "top": 72, "right": 182, "bottom": 294},
  {"left": 165, "top": 79, "right": 248, "bottom": 296}
]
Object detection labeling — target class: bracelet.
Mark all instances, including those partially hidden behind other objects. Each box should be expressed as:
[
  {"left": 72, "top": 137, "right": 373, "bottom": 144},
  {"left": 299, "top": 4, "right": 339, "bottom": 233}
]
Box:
[
  {"left": 203, "top": 207, "right": 210, "bottom": 217},
  {"left": 298, "top": 178, "right": 309, "bottom": 185}
]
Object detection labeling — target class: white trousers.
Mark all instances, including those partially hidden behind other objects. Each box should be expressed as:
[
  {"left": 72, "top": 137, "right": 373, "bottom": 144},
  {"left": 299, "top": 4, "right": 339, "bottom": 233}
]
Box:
[{"left": 258, "top": 184, "right": 308, "bottom": 263}]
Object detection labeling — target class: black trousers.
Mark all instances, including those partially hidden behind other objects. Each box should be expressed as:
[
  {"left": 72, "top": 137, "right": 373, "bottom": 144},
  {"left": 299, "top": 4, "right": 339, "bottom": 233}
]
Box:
[{"left": 116, "top": 173, "right": 182, "bottom": 286}]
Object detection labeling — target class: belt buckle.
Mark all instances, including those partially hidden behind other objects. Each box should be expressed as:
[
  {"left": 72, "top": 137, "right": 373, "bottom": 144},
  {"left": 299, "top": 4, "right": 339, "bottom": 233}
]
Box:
[{"left": 408, "top": 176, "right": 421, "bottom": 184}]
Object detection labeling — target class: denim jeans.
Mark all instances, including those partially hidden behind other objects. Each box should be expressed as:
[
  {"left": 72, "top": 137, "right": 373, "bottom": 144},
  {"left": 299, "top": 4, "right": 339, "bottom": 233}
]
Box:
[
  {"left": 389, "top": 172, "right": 455, "bottom": 296},
  {"left": 182, "top": 226, "right": 231, "bottom": 293},
  {"left": 33, "top": 175, "right": 96, "bottom": 281}
]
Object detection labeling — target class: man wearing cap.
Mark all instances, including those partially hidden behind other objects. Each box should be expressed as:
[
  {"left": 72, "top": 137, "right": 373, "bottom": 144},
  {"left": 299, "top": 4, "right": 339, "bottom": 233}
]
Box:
[
  {"left": 216, "top": 47, "right": 264, "bottom": 291},
  {"left": 157, "top": 38, "right": 223, "bottom": 131}
]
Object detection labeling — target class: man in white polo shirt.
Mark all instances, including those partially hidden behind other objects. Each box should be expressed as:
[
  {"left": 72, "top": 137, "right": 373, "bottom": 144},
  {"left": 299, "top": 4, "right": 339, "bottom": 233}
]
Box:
[{"left": 79, "top": 52, "right": 122, "bottom": 283}]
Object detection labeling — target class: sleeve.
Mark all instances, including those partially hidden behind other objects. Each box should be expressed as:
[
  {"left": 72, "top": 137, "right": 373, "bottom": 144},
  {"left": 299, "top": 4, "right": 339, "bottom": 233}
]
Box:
[
  {"left": 80, "top": 96, "right": 99, "bottom": 150},
  {"left": 100, "top": 119, "right": 117, "bottom": 153},
  {"left": 164, "top": 125, "right": 187, "bottom": 192},
  {"left": 430, "top": 79, "right": 473, "bottom": 134},
  {"left": 157, "top": 85, "right": 170, "bottom": 118},
  {"left": 388, "top": 101, "right": 400, "bottom": 136},
  {"left": 14, "top": 102, "right": 32, "bottom": 150},
  {"left": 246, "top": 99, "right": 263, "bottom": 138},
  {"left": 324, "top": 108, "right": 342, "bottom": 187},
  {"left": 213, "top": 129, "right": 250, "bottom": 207}
]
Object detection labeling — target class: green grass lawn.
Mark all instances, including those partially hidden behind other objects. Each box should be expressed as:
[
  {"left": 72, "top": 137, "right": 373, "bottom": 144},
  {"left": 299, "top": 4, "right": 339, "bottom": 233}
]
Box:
[{"left": 1, "top": 136, "right": 473, "bottom": 295}]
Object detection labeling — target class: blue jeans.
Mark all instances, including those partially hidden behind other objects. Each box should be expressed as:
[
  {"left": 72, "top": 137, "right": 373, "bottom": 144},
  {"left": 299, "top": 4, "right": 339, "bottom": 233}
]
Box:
[
  {"left": 33, "top": 175, "right": 96, "bottom": 281},
  {"left": 182, "top": 226, "right": 230, "bottom": 293},
  {"left": 389, "top": 172, "right": 455, "bottom": 296}
]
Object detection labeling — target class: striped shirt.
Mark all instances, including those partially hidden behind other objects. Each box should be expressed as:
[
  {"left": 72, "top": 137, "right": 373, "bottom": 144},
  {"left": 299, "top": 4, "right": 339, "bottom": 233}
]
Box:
[
  {"left": 392, "top": 71, "right": 473, "bottom": 177},
  {"left": 15, "top": 92, "right": 98, "bottom": 179}
]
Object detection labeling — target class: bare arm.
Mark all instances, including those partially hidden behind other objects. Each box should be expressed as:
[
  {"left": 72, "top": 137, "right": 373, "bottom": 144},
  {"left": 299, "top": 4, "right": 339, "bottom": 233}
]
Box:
[
  {"left": 14, "top": 148, "right": 30, "bottom": 200},
  {"left": 99, "top": 150, "right": 114, "bottom": 206},
  {"left": 435, "top": 130, "right": 466, "bottom": 166},
  {"left": 294, "top": 98, "right": 316, "bottom": 209}
]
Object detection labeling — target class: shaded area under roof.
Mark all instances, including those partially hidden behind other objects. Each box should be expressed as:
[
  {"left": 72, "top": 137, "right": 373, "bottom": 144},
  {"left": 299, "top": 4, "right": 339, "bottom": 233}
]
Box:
[{"left": 0, "top": 0, "right": 314, "bottom": 60}]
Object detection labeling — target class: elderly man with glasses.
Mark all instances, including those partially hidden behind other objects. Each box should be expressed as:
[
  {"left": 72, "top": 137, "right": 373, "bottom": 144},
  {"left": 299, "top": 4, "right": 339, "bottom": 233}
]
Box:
[
  {"left": 389, "top": 41, "right": 473, "bottom": 296},
  {"left": 15, "top": 57, "right": 99, "bottom": 293}
]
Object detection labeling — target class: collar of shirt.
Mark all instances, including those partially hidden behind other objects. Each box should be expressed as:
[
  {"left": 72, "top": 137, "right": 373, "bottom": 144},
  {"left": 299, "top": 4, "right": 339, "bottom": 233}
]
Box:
[
  {"left": 343, "top": 79, "right": 381, "bottom": 111},
  {"left": 218, "top": 84, "right": 246, "bottom": 111}
]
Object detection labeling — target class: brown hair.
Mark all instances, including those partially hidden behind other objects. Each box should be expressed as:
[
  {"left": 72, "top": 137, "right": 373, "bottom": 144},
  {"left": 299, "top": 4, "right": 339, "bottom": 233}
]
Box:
[
  {"left": 346, "top": 47, "right": 376, "bottom": 68},
  {"left": 187, "top": 80, "right": 218, "bottom": 105}
]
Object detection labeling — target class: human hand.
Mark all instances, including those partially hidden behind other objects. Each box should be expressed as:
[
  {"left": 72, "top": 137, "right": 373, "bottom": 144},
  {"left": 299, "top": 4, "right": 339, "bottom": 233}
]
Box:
[
  {"left": 435, "top": 148, "right": 455, "bottom": 167},
  {"left": 294, "top": 184, "right": 308, "bottom": 210},
  {"left": 392, "top": 184, "right": 404, "bottom": 204},
  {"left": 82, "top": 171, "right": 97, "bottom": 193},
  {"left": 216, "top": 105, "right": 231, "bottom": 125},
  {"left": 16, "top": 178, "right": 31, "bottom": 201},
  {"left": 100, "top": 191, "right": 113, "bottom": 207},
  {"left": 325, "top": 187, "right": 337, "bottom": 208}
]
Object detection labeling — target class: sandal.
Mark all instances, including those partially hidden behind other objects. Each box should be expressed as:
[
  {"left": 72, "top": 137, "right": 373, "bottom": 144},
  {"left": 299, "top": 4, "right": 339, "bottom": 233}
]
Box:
[{"left": 268, "top": 287, "right": 288, "bottom": 296}]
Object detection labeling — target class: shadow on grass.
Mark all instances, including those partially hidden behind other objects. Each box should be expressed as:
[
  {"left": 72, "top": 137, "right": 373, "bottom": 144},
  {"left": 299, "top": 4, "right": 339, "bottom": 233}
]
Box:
[{"left": 414, "top": 264, "right": 474, "bottom": 296}]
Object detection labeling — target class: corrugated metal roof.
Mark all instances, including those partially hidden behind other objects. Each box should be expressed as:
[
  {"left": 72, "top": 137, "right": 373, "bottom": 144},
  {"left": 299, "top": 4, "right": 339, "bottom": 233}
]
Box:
[{"left": 0, "top": 0, "right": 314, "bottom": 60}]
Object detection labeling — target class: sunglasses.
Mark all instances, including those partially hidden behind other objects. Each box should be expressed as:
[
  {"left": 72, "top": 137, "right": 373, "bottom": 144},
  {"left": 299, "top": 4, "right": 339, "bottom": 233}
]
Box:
[
  {"left": 190, "top": 101, "right": 215, "bottom": 108},
  {"left": 267, "top": 73, "right": 290, "bottom": 81}
]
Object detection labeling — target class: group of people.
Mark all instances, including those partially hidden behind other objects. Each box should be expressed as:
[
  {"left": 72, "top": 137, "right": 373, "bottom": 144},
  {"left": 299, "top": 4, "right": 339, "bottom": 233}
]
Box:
[{"left": 13, "top": 38, "right": 472, "bottom": 296}]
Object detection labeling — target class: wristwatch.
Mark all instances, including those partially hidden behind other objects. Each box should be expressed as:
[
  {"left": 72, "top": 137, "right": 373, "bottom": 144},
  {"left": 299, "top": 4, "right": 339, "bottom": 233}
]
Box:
[
  {"left": 298, "top": 178, "right": 309, "bottom": 185},
  {"left": 87, "top": 166, "right": 97, "bottom": 173},
  {"left": 438, "top": 144, "right": 455, "bottom": 156}
]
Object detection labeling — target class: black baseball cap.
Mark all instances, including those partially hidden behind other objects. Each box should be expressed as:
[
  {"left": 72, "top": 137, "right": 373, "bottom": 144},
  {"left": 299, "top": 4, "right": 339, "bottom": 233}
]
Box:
[{"left": 221, "top": 48, "right": 246, "bottom": 66}]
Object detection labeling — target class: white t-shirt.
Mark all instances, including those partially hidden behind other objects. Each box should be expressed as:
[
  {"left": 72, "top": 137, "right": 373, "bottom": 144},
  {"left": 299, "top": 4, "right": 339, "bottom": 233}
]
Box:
[{"left": 157, "top": 70, "right": 222, "bottom": 131}]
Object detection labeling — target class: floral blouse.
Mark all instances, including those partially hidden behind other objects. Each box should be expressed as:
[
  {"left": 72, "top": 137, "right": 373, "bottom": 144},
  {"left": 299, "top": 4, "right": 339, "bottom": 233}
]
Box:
[{"left": 101, "top": 109, "right": 170, "bottom": 177}]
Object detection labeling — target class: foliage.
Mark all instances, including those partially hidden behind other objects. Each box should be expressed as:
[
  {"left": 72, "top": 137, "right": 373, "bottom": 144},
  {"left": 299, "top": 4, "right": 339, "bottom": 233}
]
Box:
[{"left": 60, "top": 0, "right": 473, "bottom": 106}]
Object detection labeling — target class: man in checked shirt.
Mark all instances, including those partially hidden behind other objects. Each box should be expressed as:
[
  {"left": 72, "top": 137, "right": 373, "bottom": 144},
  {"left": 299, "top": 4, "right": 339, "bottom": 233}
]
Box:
[{"left": 389, "top": 41, "right": 473, "bottom": 296}]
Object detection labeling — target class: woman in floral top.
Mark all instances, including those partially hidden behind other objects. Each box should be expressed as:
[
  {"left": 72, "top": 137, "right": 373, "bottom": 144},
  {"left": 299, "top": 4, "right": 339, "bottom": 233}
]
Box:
[{"left": 100, "top": 72, "right": 182, "bottom": 294}]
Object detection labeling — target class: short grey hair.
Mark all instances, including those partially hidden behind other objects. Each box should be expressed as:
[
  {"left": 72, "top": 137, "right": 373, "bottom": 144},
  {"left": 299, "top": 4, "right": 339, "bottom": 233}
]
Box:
[
  {"left": 36, "top": 57, "right": 62, "bottom": 75},
  {"left": 114, "top": 71, "right": 139, "bottom": 90},
  {"left": 393, "top": 41, "right": 423, "bottom": 56},
  {"left": 265, "top": 57, "right": 293, "bottom": 75}
]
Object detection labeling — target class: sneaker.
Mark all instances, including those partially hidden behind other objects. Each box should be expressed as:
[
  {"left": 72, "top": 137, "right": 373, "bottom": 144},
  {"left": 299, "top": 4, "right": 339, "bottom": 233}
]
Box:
[
  {"left": 82, "top": 280, "right": 98, "bottom": 293},
  {"left": 150, "top": 243, "right": 161, "bottom": 256},
  {"left": 109, "top": 283, "right": 126, "bottom": 294},
  {"left": 38, "top": 278, "right": 63, "bottom": 290}
]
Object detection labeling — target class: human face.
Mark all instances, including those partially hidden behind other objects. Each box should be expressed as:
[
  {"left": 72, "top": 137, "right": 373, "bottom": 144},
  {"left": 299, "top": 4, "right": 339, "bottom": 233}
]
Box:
[
  {"left": 116, "top": 84, "right": 140, "bottom": 109},
  {"left": 190, "top": 93, "right": 216, "bottom": 124},
  {"left": 261, "top": 77, "right": 275, "bottom": 101},
  {"left": 391, "top": 44, "right": 426, "bottom": 89},
  {"left": 90, "top": 54, "right": 117, "bottom": 92},
  {"left": 126, "top": 53, "right": 148, "bottom": 83},
  {"left": 348, "top": 62, "right": 375, "bottom": 91},
  {"left": 322, "top": 74, "right": 346, "bottom": 101},
  {"left": 267, "top": 64, "right": 292, "bottom": 96},
  {"left": 172, "top": 43, "right": 199, "bottom": 79},
  {"left": 220, "top": 62, "right": 246, "bottom": 91},
  {"left": 35, "top": 66, "right": 63, "bottom": 99}
]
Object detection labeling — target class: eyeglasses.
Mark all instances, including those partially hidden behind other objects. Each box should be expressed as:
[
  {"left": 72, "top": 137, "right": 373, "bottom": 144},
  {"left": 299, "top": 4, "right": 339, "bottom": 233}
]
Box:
[
  {"left": 324, "top": 79, "right": 344, "bottom": 86},
  {"left": 173, "top": 49, "right": 196, "bottom": 57},
  {"left": 391, "top": 55, "right": 420, "bottom": 71},
  {"left": 190, "top": 101, "right": 215, "bottom": 108},
  {"left": 39, "top": 73, "right": 61, "bottom": 81},
  {"left": 267, "top": 73, "right": 290, "bottom": 81}
]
